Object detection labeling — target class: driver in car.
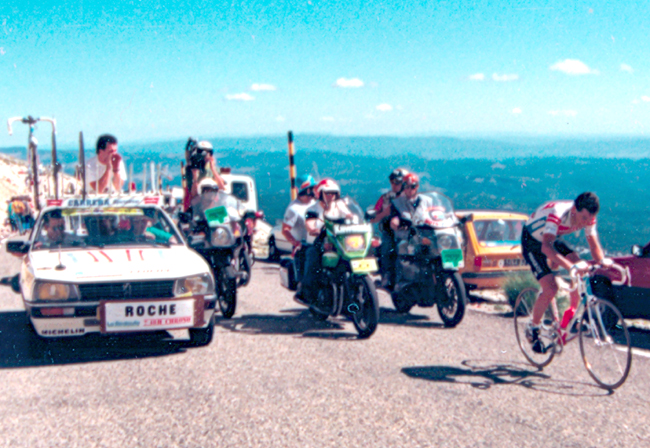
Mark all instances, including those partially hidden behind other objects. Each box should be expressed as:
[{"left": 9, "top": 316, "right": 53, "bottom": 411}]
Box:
[{"left": 34, "top": 210, "right": 66, "bottom": 248}]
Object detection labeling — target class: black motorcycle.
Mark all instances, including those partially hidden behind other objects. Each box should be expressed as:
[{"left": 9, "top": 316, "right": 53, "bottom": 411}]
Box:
[
  {"left": 385, "top": 192, "right": 468, "bottom": 327},
  {"left": 182, "top": 192, "right": 252, "bottom": 318}
]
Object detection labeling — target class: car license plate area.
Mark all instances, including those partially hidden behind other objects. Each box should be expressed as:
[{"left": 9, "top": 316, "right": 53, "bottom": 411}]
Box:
[
  {"left": 100, "top": 299, "right": 195, "bottom": 333},
  {"left": 351, "top": 258, "right": 378, "bottom": 273},
  {"left": 503, "top": 258, "right": 525, "bottom": 267},
  {"left": 441, "top": 249, "right": 464, "bottom": 269}
]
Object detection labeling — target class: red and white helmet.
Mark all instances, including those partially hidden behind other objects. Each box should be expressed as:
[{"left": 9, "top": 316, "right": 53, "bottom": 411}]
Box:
[{"left": 315, "top": 178, "right": 340, "bottom": 200}]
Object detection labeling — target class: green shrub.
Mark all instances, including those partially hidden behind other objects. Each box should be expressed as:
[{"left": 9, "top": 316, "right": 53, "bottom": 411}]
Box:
[{"left": 503, "top": 271, "right": 539, "bottom": 309}]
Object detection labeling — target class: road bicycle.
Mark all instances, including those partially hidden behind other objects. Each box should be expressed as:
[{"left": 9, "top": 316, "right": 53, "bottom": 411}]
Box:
[{"left": 513, "top": 261, "right": 632, "bottom": 390}]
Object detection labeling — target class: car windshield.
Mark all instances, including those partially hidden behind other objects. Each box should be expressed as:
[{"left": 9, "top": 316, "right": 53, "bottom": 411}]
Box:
[
  {"left": 411, "top": 192, "right": 456, "bottom": 227},
  {"left": 32, "top": 206, "right": 183, "bottom": 250},
  {"left": 474, "top": 218, "right": 525, "bottom": 246},
  {"left": 323, "top": 196, "right": 364, "bottom": 224}
]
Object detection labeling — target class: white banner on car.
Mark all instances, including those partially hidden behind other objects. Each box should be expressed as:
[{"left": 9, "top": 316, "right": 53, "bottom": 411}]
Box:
[{"left": 103, "top": 299, "right": 195, "bottom": 332}]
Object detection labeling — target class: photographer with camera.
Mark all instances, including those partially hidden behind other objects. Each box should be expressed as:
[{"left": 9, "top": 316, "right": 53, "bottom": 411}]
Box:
[{"left": 188, "top": 140, "right": 226, "bottom": 200}]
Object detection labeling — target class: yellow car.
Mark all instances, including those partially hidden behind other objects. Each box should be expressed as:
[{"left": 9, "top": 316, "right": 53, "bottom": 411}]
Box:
[{"left": 456, "top": 210, "right": 530, "bottom": 290}]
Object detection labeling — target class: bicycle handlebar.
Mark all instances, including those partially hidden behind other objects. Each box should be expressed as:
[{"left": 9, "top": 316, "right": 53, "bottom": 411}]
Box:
[
  {"left": 7, "top": 116, "right": 57, "bottom": 136},
  {"left": 569, "top": 258, "right": 627, "bottom": 284}
]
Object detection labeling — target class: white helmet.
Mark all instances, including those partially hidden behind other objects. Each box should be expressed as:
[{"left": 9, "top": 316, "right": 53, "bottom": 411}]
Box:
[
  {"left": 198, "top": 178, "right": 219, "bottom": 194},
  {"left": 197, "top": 140, "right": 213, "bottom": 151},
  {"left": 315, "top": 178, "right": 340, "bottom": 200}
]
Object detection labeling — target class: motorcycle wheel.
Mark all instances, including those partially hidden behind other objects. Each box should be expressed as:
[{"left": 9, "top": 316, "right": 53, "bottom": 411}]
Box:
[
  {"left": 216, "top": 269, "right": 237, "bottom": 319},
  {"left": 188, "top": 318, "right": 215, "bottom": 347},
  {"left": 391, "top": 289, "right": 413, "bottom": 314},
  {"left": 268, "top": 237, "right": 280, "bottom": 262},
  {"left": 309, "top": 286, "right": 332, "bottom": 321},
  {"left": 238, "top": 249, "right": 252, "bottom": 287},
  {"left": 437, "top": 272, "right": 466, "bottom": 328},
  {"left": 351, "top": 275, "right": 379, "bottom": 338}
]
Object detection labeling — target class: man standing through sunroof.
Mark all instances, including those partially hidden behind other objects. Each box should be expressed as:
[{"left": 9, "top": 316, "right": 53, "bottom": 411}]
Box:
[{"left": 86, "top": 134, "right": 127, "bottom": 193}]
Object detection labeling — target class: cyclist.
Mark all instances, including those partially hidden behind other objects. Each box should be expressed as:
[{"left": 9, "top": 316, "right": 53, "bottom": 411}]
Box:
[
  {"left": 372, "top": 168, "right": 408, "bottom": 289},
  {"left": 522, "top": 192, "right": 605, "bottom": 353},
  {"left": 281, "top": 174, "right": 316, "bottom": 283}
]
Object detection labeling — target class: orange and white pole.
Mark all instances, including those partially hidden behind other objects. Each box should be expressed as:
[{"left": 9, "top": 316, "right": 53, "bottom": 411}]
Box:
[{"left": 288, "top": 131, "right": 297, "bottom": 200}]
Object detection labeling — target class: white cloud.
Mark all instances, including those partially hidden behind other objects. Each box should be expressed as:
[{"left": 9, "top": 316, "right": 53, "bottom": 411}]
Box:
[
  {"left": 333, "top": 77, "right": 364, "bottom": 88},
  {"left": 642, "top": 96, "right": 650, "bottom": 102},
  {"left": 250, "top": 83, "right": 276, "bottom": 91},
  {"left": 632, "top": 99, "right": 640, "bottom": 104},
  {"left": 620, "top": 64, "right": 634, "bottom": 74},
  {"left": 512, "top": 108, "right": 522, "bottom": 114},
  {"left": 376, "top": 103, "right": 393, "bottom": 112},
  {"left": 225, "top": 93, "right": 254, "bottom": 101},
  {"left": 321, "top": 116, "right": 335, "bottom": 122},
  {"left": 549, "top": 59, "right": 599, "bottom": 75},
  {"left": 275, "top": 116, "right": 286, "bottom": 122},
  {"left": 548, "top": 110, "right": 578, "bottom": 117},
  {"left": 492, "top": 73, "right": 519, "bottom": 82},
  {"left": 468, "top": 73, "right": 485, "bottom": 81}
]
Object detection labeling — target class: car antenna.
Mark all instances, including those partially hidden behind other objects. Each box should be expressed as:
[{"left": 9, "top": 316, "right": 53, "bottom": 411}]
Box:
[{"left": 55, "top": 244, "right": 66, "bottom": 270}]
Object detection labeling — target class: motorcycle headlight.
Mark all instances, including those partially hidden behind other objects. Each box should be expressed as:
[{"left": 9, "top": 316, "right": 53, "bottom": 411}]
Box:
[
  {"left": 437, "top": 234, "right": 459, "bottom": 251},
  {"left": 344, "top": 234, "right": 366, "bottom": 252},
  {"left": 174, "top": 273, "right": 215, "bottom": 296},
  {"left": 211, "top": 227, "right": 235, "bottom": 247},
  {"left": 33, "top": 281, "right": 79, "bottom": 301}
]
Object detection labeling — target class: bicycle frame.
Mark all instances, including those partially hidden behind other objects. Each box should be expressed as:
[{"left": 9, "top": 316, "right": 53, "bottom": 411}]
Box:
[{"left": 545, "top": 262, "right": 628, "bottom": 354}]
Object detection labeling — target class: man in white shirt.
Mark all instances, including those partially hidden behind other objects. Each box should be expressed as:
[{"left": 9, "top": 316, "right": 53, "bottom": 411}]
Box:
[
  {"left": 86, "top": 134, "right": 127, "bottom": 193},
  {"left": 281, "top": 175, "right": 316, "bottom": 283}
]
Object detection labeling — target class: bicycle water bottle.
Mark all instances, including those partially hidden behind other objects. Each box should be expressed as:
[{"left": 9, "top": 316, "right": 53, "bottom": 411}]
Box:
[{"left": 560, "top": 307, "right": 576, "bottom": 329}]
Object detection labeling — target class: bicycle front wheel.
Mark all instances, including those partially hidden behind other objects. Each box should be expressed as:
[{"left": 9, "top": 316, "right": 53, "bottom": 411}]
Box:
[
  {"left": 579, "top": 298, "right": 632, "bottom": 390},
  {"left": 514, "top": 287, "right": 555, "bottom": 368}
]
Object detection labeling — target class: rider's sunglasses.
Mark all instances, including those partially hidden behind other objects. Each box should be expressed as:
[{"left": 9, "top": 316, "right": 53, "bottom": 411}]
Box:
[
  {"left": 405, "top": 184, "right": 419, "bottom": 189},
  {"left": 390, "top": 179, "right": 402, "bottom": 185}
]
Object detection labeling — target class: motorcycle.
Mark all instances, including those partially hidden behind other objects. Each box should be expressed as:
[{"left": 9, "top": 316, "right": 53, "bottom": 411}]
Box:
[
  {"left": 183, "top": 191, "right": 252, "bottom": 318},
  {"left": 384, "top": 192, "right": 467, "bottom": 327},
  {"left": 280, "top": 196, "right": 380, "bottom": 338}
]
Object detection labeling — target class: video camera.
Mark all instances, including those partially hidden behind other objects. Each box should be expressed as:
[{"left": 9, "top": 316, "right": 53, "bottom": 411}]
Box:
[{"left": 185, "top": 138, "right": 206, "bottom": 171}]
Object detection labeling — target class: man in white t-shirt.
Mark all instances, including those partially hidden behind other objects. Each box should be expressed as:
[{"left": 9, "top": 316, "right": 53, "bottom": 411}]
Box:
[
  {"left": 282, "top": 175, "right": 316, "bottom": 283},
  {"left": 85, "top": 134, "right": 127, "bottom": 193}
]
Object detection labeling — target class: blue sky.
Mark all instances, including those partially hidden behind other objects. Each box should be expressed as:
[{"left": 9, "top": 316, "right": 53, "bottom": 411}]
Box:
[{"left": 1, "top": 0, "right": 649, "bottom": 147}]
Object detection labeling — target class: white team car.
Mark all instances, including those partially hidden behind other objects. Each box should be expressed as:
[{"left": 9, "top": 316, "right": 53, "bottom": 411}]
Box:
[{"left": 6, "top": 195, "right": 217, "bottom": 347}]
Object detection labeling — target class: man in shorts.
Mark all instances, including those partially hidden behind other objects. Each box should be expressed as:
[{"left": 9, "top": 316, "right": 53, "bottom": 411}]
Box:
[{"left": 521, "top": 192, "right": 605, "bottom": 353}]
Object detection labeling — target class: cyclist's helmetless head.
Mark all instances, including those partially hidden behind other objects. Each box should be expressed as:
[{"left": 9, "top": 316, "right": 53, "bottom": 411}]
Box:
[{"left": 573, "top": 192, "right": 599, "bottom": 227}]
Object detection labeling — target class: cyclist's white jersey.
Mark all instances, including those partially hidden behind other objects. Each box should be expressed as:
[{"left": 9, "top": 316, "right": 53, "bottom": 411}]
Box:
[{"left": 524, "top": 200, "right": 597, "bottom": 242}]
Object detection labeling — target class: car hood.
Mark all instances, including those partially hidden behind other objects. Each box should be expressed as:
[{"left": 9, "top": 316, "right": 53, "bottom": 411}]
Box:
[{"left": 29, "top": 246, "right": 211, "bottom": 283}]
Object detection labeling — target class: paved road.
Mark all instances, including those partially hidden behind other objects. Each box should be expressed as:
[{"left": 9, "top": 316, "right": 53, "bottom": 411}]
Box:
[{"left": 1, "top": 245, "right": 649, "bottom": 447}]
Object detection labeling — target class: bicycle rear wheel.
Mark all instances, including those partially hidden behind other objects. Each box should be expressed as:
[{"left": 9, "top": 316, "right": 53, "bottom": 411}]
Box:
[
  {"left": 514, "top": 288, "right": 555, "bottom": 368},
  {"left": 579, "top": 298, "right": 632, "bottom": 390}
]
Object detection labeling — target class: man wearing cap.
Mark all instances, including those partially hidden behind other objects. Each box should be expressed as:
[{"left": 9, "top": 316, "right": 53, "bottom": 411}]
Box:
[
  {"left": 372, "top": 168, "right": 408, "bottom": 290},
  {"left": 86, "top": 134, "right": 127, "bottom": 193},
  {"left": 190, "top": 140, "right": 226, "bottom": 199},
  {"left": 281, "top": 175, "right": 316, "bottom": 282}
]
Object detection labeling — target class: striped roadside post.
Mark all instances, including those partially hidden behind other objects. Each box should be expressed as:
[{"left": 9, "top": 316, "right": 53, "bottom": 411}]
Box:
[{"left": 288, "top": 131, "right": 297, "bottom": 200}]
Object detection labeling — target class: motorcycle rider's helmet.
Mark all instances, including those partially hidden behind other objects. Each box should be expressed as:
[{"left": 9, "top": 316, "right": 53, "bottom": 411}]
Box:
[
  {"left": 403, "top": 173, "right": 419, "bottom": 188},
  {"left": 296, "top": 174, "right": 316, "bottom": 196},
  {"left": 389, "top": 168, "right": 409, "bottom": 183},
  {"left": 315, "top": 178, "right": 341, "bottom": 200},
  {"left": 197, "top": 140, "right": 213, "bottom": 153},
  {"left": 198, "top": 178, "right": 219, "bottom": 194}
]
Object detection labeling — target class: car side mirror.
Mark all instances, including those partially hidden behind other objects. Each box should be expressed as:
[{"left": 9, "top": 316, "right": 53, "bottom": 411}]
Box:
[
  {"left": 0, "top": 274, "right": 20, "bottom": 294},
  {"left": 631, "top": 245, "right": 642, "bottom": 257},
  {"left": 6, "top": 240, "right": 30, "bottom": 255},
  {"left": 364, "top": 208, "right": 377, "bottom": 221}
]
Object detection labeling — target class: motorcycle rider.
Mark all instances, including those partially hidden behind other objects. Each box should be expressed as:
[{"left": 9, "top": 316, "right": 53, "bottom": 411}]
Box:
[
  {"left": 297, "top": 178, "right": 352, "bottom": 304},
  {"left": 281, "top": 175, "right": 316, "bottom": 283},
  {"left": 191, "top": 178, "right": 221, "bottom": 222},
  {"left": 372, "top": 168, "right": 408, "bottom": 289}
]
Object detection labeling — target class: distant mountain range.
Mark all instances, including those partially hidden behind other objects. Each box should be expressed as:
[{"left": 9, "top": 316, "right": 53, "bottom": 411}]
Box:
[{"left": 1, "top": 135, "right": 649, "bottom": 254}]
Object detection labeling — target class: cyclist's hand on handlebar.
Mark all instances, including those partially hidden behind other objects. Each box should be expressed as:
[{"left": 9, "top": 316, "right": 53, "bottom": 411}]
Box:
[{"left": 570, "top": 260, "right": 590, "bottom": 277}]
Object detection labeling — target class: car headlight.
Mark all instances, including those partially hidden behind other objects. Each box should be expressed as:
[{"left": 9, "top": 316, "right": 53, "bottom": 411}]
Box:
[
  {"left": 33, "top": 281, "right": 79, "bottom": 301},
  {"left": 344, "top": 234, "right": 366, "bottom": 252},
  {"left": 437, "top": 234, "right": 459, "bottom": 251},
  {"left": 174, "top": 273, "right": 215, "bottom": 296},
  {"left": 211, "top": 227, "right": 235, "bottom": 247}
]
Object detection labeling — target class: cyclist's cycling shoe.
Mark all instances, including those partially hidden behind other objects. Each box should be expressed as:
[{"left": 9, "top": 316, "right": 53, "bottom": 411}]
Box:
[
  {"left": 526, "top": 324, "right": 549, "bottom": 354},
  {"left": 532, "top": 338, "right": 549, "bottom": 354}
]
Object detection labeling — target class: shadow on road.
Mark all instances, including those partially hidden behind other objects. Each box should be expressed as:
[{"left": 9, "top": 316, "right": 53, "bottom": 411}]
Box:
[
  {"left": 402, "top": 359, "right": 612, "bottom": 397},
  {"left": 0, "top": 310, "right": 190, "bottom": 369},
  {"left": 378, "top": 307, "right": 446, "bottom": 329},
  {"left": 215, "top": 308, "right": 359, "bottom": 340}
]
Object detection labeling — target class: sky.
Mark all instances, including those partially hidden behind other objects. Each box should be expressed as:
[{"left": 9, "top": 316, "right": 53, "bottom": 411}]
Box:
[{"left": 1, "top": 0, "right": 650, "bottom": 147}]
